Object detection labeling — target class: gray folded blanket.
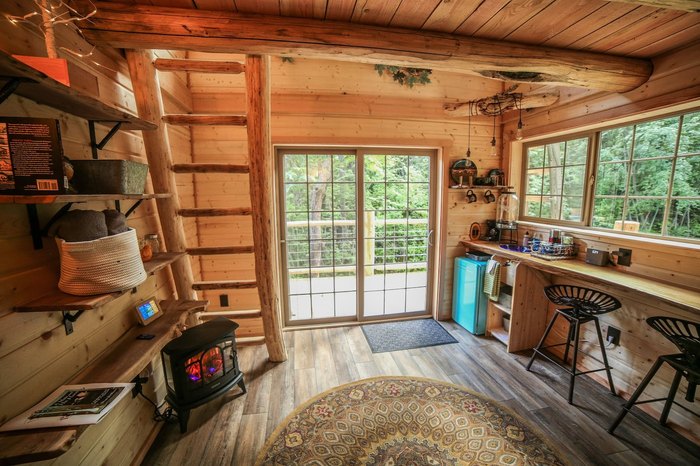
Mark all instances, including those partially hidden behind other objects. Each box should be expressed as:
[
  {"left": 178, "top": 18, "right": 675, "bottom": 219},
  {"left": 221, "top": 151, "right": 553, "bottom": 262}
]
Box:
[{"left": 47, "top": 209, "right": 129, "bottom": 242}]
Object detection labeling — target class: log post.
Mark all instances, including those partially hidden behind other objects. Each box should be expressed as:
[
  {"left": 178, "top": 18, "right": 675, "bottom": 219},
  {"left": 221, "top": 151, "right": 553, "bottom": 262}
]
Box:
[
  {"left": 125, "top": 49, "right": 195, "bottom": 300},
  {"left": 245, "top": 55, "right": 287, "bottom": 362}
]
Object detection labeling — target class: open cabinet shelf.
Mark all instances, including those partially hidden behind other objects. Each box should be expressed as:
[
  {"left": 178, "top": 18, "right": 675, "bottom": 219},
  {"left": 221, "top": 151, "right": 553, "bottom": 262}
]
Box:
[
  {"left": 14, "top": 252, "right": 186, "bottom": 312},
  {"left": 0, "top": 52, "right": 157, "bottom": 131},
  {"left": 0, "top": 299, "right": 208, "bottom": 466}
]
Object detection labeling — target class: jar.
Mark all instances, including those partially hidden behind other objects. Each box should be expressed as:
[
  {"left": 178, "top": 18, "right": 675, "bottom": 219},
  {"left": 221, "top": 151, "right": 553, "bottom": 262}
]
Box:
[
  {"left": 496, "top": 190, "right": 520, "bottom": 228},
  {"left": 140, "top": 234, "right": 160, "bottom": 262}
]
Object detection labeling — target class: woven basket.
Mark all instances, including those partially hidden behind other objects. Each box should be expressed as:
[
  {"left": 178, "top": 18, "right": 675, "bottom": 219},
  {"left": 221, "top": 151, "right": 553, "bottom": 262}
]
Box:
[{"left": 57, "top": 229, "right": 147, "bottom": 296}]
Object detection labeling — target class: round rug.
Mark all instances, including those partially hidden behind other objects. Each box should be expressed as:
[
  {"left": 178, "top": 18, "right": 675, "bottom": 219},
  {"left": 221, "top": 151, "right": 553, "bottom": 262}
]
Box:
[{"left": 256, "top": 376, "right": 567, "bottom": 465}]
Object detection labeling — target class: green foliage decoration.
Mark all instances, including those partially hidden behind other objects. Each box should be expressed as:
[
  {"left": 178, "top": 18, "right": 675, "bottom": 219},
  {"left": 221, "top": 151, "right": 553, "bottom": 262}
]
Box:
[{"left": 374, "top": 65, "right": 432, "bottom": 88}]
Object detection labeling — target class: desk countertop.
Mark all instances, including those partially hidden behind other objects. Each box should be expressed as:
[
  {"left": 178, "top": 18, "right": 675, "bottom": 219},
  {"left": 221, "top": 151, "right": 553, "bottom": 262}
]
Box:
[{"left": 461, "top": 240, "right": 700, "bottom": 315}]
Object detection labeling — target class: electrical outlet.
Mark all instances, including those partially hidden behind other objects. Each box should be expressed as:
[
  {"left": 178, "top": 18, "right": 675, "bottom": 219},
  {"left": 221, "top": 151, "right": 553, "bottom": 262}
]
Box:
[
  {"left": 219, "top": 294, "right": 229, "bottom": 307},
  {"left": 617, "top": 248, "right": 632, "bottom": 266},
  {"left": 607, "top": 326, "right": 621, "bottom": 346}
]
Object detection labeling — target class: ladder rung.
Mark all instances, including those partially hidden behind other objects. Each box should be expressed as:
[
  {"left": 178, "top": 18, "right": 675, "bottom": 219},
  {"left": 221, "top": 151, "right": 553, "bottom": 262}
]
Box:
[
  {"left": 201, "top": 310, "right": 262, "bottom": 319},
  {"left": 172, "top": 163, "right": 249, "bottom": 174},
  {"left": 193, "top": 280, "right": 257, "bottom": 290},
  {"left": 154, "top": 58, "right": 245, "bottom": 74},
  {"left": 178, "top": 208, "right": 252, "bottom": 217},
  {"left": 237, "top": 336, "right": 265, "bottom": 346},
  {"left": 163, "top": 114, "right": 247, "bottom": 126},
  {"left": 186, "top": 246, "right": 255, "bottom": 255}
]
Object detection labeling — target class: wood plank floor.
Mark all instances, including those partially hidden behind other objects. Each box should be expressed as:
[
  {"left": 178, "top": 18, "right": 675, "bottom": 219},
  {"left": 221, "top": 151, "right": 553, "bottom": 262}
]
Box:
[{"left": 142, "top": 320, "right": 700, "bottom": 465}]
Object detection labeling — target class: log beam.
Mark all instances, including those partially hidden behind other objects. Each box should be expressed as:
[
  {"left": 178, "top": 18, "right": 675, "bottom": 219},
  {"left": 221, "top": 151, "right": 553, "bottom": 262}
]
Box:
[
  {"left": 125, "top": 49, "right": 195, "bottom": 300},
  {"left": 82, "top": 2, "right": 653, "bottom": 92},
  {"left": 154, "top": 58, "right": 245, "bottom": 73},
  {"left": 163, "top": 114, "right": 247, "bottom": 126},
  {"left": 246, "top": 55, "right": 287, "bottom": 362},
  {"left": 444, "top": 91, "right": 560, "bottom": 117}
]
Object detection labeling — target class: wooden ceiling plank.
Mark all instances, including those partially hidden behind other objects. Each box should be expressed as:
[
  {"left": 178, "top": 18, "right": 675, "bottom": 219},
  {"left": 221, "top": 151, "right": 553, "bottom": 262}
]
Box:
[
  {"left": 280, "top": 0, "right": 328, "bottom": 19},
  {"left": 234, "top": 0, "right": 280, "bottom": 15},
  {"left": 388, "top": 0, "right": 442, "bottom": 30},
  {"left": 454, "top": 0, "right": 512, "bottom": 36},
  {"left": 420, "top": 0, "right": 483, "bottom": 33},
  {"left": 193, "top": 0, "right": 236, "bottom": 11},
  {"left": 505, "top": 0, "right": 606, "bottom": 44},
  {"left": 583, "top": 8, "right": 688, "bottom": 52},
  {"left": 470, "top": 0, "right": 558, "bottom": 40},
  {"left": 628, "top": 23, "right": 700, "bottom": 56},
  {"left": 350, "top": 0, "right": 403, "bottom": 26},
  {"left": 608, "top": 0, "right": 700, "bottom": 13},
  {"left": 607, "top": 12, "right": 700, "bottom": 55},
  {"left": 541, "top": 2, "right": 639, "bottom": 48},
  {"left": 324, "top": 0, "right": 357, "bottom": 21},
  {"left": 81, "top": 2, "right": 653, "bottom": 92}
]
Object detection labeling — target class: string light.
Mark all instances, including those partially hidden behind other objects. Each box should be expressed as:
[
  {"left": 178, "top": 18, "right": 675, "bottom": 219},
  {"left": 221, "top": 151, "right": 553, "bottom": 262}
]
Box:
[
  {"left": 516, "top": 94, "right": 524, "bottom": 141},
  {"left": 466, "top": 102, "right": 472, "bottom": 158}
]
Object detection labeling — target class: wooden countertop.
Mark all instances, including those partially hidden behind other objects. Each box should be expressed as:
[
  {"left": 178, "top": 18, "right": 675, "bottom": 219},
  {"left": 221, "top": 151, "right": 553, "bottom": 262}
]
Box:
[{"left": 461, "top": 240, "right": 700, "bottom": 315}]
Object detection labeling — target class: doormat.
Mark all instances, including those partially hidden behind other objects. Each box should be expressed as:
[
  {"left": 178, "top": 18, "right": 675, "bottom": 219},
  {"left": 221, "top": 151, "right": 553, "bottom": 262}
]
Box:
[{"left": 361, "top": 319, "right": 457, "bottom": 353}]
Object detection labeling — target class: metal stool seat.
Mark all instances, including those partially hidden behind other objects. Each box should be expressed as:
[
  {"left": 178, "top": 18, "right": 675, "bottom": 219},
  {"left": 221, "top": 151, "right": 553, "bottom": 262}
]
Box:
[
  {"left": 608, "top": 316, "right": 700, "bottom": 434},
  {"left": 526, "top": 284, "right": 621, "bottom": 404}
]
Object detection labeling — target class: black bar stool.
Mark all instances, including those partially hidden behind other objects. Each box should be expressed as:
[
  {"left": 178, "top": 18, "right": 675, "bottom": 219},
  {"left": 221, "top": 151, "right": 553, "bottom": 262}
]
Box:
[
  {"left": 608, "top": 316, "right": 700, "bottom": 434},
  {"left": 526, "top": 284, "right": 621, "bottom": 404}
]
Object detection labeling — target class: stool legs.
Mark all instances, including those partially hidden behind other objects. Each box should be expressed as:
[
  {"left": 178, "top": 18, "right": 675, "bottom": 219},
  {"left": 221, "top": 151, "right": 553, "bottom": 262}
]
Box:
[
  {"left": 608, "top": 357, "right": 664, "bottom": 434},
  {"left": 568, "top": 318, "right": 581, "bottom": 404},
  {"left": 593, "top": 318, "right": 616, "bottom": 396},
  {"left": 660, "top": 370, "right": 683, "bottom": 425},
  {"left": 526, "top": 312, "right": 559, "bottom": 371}
]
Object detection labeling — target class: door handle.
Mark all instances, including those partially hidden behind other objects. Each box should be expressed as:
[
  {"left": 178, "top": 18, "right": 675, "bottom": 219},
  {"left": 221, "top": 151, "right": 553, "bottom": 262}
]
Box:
[{"left": 427, "top": 229, "right": 434, "bottom": 247}]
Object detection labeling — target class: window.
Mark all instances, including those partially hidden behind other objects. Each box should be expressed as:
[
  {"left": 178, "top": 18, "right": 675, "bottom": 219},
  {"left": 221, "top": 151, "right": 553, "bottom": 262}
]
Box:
[{"left": 521, "top": 109, "right": 700, "bottom": 241}]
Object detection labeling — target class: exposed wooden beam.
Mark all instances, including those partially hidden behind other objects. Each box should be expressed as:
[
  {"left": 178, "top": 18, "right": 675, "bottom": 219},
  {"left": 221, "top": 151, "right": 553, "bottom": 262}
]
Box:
[
  {"left": 154, "top": 58, "right": 245, "bottom": 73},
  {"left": 246, "top": 55, "right": 288, "bottom": 363},
  {"left": 186, "top": 246, "right": 255, "bottom": 255},
  {"left": 82, "top": 2, "right": 653, "bottom": 92},
  {"left": 163, "top": 114, "right": 247, "bottom": 126},
  {"left": 178, "top": 207, "right": 252, "bottom": 217},
  {"left": 444, "top": 91, "right": 560, "bottom": 117},
  {"left": 608, "top": 0, "right": 700, "bottom": 13}
]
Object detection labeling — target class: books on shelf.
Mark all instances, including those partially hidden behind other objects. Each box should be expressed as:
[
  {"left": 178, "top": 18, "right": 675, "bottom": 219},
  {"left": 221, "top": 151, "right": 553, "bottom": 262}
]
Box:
[{"left": 0, "top": 383, "right": 133, "bottom": 431}]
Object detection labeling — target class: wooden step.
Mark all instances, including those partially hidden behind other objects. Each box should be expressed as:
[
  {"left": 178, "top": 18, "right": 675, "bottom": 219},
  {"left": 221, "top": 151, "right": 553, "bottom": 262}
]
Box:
[
  {"left": 172, "top": 163, "right": 249, "bottom": 174},
  {"left": 192, "top": 280, "right": 257, "bottom": 291},
  {"left": 163, "top": 114, "right": 246, "bottom": 126},
  {"left": 178, "top": 208, "right": 252, "bottom": 217},
  {"left": 200, "top": 309, "right": 262, "bottom": 319},
  {"left": 154, "top": 58, "right": 245, "bottom": 74},
  {"left": 237, "top": 336, "right": 265, "bottom": 346},
  {"left": 186, "top": 246, "right": 255, "bottom": 255}
]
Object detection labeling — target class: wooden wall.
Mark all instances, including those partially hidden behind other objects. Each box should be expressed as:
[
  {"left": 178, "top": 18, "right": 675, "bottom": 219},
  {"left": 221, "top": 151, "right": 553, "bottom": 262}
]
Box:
[
  {"left": 0, "top": 2, "right": 188, "bottom": 463},
  {"left": 186, "top": 52, "right": 504, "bottom": 325},
  {"left": 498, "top": 41, "right": 700, "bottom": 440}
]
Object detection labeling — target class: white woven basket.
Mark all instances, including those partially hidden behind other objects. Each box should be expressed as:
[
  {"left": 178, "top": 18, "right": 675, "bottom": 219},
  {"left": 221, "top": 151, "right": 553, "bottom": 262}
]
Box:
[{"left": 57, "top": 229, "right": 147, "bottom": 296}]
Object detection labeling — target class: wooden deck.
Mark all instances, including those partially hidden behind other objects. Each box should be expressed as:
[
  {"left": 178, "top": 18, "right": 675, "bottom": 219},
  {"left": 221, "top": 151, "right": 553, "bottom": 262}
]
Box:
[{"left": 142, "top": 321, "right": 700, "bottom": 465}]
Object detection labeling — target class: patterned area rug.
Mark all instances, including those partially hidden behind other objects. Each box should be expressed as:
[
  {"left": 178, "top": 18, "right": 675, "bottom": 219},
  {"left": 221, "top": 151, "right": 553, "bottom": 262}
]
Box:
[
  {"left": 256, "top": 376, "right": 567, "bottom": 466},
  {"left": 361, "top": 319, "right": 458, "bottom": 353}
]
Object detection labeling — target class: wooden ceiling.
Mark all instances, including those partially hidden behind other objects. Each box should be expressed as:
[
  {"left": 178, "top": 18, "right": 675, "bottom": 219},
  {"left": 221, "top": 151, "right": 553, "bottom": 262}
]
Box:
[{"left": 99, "top": 0, "right": 700, "bottom": 58}]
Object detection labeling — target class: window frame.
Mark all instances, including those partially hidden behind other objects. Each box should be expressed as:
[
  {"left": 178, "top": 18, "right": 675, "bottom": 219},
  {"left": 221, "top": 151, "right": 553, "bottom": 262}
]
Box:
[{"left": 518, "top": 107, "right": 700, "bottom": 243}]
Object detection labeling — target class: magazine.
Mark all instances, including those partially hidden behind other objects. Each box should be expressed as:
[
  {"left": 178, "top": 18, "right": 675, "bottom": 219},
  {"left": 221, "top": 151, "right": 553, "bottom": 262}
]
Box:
[{"left": 0, "top": 383, "right": 133, "bottom": 431}]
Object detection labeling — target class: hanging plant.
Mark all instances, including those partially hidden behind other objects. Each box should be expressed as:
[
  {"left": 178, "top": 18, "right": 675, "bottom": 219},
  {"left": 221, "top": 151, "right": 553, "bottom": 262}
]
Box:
[
  {"left": 281, "top": 56, "right": 295, "bottom": 64},
  {"left": 374, "top": 65, "right": 432, "bottom": 88}
]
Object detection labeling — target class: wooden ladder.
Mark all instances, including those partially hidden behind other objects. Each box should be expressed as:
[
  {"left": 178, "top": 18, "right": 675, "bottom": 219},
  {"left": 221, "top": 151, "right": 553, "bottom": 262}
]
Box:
[{"left": 134, "top": 54, "right": 287, "bottom": 361}]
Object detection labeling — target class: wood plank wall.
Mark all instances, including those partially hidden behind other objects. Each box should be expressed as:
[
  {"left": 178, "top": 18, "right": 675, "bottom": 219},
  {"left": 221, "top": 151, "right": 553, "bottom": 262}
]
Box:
[
  {"left": 0, "top": 2, "right": 189, "bottom": 463},
  {"left": 498, "top": 41, "right": 700, "bottom": 439},
  {"left": 186, "top": 52, "right": 504, "bottom": 327}
]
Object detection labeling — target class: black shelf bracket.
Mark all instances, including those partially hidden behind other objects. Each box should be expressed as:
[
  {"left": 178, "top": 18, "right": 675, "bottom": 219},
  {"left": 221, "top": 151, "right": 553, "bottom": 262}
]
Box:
[
  {"left": 26, "top": 202, "right": 73, "bottom": 250},
  {"left": 124, "top": 199, "right": 143, "bottom": 217},
  {"left": 89, "top": 121, "right": 123, "bottom": 159},
  {"left": 62, "top": 310, "right": 85, "bottom": 335},
  {"left": 0, "top": 77, "right": 24, "bottom": 104}
]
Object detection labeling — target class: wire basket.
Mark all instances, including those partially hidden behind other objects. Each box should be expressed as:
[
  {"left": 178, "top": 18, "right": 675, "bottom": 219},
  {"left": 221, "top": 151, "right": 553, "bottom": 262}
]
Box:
[{"left": 530, "top": 242, "right": 578, "bottom": 261}]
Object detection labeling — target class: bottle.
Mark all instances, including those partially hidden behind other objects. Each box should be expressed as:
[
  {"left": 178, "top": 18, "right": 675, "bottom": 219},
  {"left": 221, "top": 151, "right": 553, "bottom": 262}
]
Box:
[{"left": 522, "top": 231, "right": 530, "bottom": 248}]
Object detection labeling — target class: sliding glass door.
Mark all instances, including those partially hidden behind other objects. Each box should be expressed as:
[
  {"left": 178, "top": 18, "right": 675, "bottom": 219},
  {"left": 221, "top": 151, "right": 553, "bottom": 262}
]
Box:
[{"left": 278, "top": 148, "right": 435, "bottom": 325}]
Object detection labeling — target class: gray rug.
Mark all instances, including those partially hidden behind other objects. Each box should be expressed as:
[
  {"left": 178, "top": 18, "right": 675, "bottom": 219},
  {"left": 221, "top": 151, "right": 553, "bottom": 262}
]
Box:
[{"left": 361, "top": 319, "right": 458, "bottom": 353}]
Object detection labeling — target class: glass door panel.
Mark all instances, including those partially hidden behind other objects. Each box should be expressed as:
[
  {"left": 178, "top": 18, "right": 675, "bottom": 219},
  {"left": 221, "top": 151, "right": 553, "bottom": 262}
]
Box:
[
  {"left": 362, "top": 153, "right": 432, "bottom": 318},
  {"left": 281, "top": 152, "right": 357, "bottom": 322}
]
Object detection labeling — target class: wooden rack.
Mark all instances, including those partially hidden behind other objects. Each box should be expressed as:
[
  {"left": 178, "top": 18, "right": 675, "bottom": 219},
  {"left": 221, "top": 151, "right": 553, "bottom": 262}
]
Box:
[{"left": 0, "top": 299, "right": 208, "bottom": 466}]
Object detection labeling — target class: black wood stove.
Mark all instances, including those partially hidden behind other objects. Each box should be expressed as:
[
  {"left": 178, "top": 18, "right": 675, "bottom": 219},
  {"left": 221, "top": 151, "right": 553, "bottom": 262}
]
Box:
[{"left": 161, "top": 317, "right": 246, "bottom": 432}]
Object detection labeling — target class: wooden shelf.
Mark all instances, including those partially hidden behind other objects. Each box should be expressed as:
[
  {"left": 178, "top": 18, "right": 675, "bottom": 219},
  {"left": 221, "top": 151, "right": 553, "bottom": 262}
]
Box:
[
  {"left": 0, "top": 52, "right": 157, "bottom": 131},
  {"left": 14, "top": 252, "right": 185, "bottom": 312},
  {"left": 491, "top": 301, "right": 512, "bottom": 315},
  {"left": 0, "top": 299, "right": 207, "bottom": 465},
  {"left": 490, "top": 327, "right": 510, "bottom": 345},
  {"left": 0, "top": 193, "right": 171, "bottom": 205},
  {"left": 448, "top": 185, "right": 512, "bottom": 190}
]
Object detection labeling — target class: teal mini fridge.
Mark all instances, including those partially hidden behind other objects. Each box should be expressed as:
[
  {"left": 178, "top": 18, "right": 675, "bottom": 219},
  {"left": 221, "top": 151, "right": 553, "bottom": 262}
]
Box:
[{"left": 452, "top": 257, "right": 488, "bottom": 335}]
